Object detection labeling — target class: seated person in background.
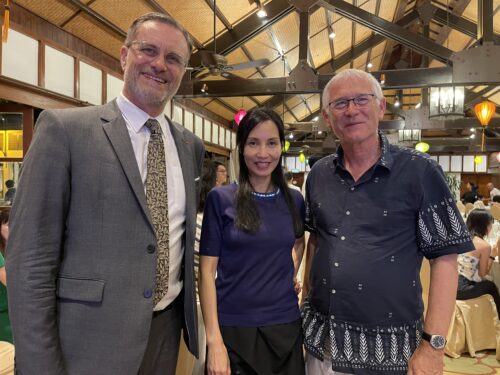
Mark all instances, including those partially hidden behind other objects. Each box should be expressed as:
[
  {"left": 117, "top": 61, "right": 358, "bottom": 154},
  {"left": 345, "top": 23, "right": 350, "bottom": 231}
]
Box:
[
  {"left": 461, "top": 181, "right": 481, "bottom": 204},
  {"left": 492, "top": 195, "right": 500, "bottom": 205},
  {"left": 0, "top": 208, "right": 12, "bottom": 343},
  {"left": 214, "top": 161, "right": 228, "bottom": 187},
  {"left": 285, "top": 171, "right": 301, "bottom": 192},
  {"left": 487, "top": 182, "right": 500, "bottom": 200},
  {"left": 457, "top": 208, "right": 500, "bottom": 317},
  {"left": 3, "top": 181, "right": 15, "bottom": 206}
]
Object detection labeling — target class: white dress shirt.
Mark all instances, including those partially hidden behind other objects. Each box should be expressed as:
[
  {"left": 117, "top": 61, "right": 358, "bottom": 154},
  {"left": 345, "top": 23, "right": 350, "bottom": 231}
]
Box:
[{"left": 117, "top": 93, "right": 186, "bottom": 311}]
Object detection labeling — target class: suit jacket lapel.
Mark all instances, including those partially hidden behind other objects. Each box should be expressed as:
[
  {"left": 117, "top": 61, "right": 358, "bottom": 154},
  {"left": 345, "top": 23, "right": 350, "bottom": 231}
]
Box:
[{"left": 101, "top": 101, "right": 154, "bottom": 231}]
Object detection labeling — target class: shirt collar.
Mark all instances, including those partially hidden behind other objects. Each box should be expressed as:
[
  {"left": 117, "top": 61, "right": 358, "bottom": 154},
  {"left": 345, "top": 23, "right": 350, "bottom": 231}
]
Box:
[
  {"left": 331, "top": 131, "right": 394, "bottom": 172},
  {"left": 116, "top": 93, "right": 167, "bottom": 133}
]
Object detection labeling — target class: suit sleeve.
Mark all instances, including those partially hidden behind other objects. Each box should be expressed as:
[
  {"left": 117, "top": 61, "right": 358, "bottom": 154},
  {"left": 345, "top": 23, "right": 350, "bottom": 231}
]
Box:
[{"left": 6, "top": 110, "right": 71, "bottom": 374}]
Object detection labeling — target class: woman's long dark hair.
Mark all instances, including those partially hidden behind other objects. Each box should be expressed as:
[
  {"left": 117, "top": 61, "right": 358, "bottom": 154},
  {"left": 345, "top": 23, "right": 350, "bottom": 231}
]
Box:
[
  {"left": 198, "top": 159, "right": 217, "bottom": 213},
  {"left": 466, "top": 208, "right": 493, "bottom": 239},
  {"left": 235, "top": 108, "right": 303, "bottom": 237}
]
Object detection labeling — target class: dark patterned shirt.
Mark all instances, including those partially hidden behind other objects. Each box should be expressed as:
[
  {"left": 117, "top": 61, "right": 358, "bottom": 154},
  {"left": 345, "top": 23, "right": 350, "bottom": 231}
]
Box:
[{"left": 302, "top": 132, "right": 472, "bottom": 375}]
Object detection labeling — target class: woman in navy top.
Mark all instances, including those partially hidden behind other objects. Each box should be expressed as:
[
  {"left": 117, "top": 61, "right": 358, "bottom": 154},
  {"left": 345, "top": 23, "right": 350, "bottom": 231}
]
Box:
[{"left": 199, "top": 108, "right": 305, "bottom": 375}]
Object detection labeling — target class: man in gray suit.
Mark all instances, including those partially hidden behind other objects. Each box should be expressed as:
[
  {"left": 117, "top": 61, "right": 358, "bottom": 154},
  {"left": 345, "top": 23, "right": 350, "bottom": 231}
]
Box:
[{"left": 6, "top": 13, "right": 204, "bottom": 375}]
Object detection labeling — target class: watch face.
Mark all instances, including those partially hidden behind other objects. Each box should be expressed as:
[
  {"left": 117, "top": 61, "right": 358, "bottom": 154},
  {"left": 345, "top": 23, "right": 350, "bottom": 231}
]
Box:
[{"left": 430, "top": 335, "right": 446, "bottom": 349}]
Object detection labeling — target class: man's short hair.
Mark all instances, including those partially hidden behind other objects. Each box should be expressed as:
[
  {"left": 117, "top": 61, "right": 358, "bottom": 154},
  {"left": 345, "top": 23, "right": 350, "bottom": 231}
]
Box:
[
  {"left": 5, "top": 180, "right": 14, "bottom": 188},
  {"left": 322, "top": 69, "right": 383, "bottom": 111},
  {"left": 125, "top": 13, "right": 193, "bottom": 60}
]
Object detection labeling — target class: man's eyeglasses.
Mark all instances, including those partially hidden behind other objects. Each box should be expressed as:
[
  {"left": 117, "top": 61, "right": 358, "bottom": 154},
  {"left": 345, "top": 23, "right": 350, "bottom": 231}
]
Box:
[
  {"left": 328, "top": 94, "right": 376, "bottom": 111},
  {"left": 127, "top": 41, "right": 188, "bottom": 70}
]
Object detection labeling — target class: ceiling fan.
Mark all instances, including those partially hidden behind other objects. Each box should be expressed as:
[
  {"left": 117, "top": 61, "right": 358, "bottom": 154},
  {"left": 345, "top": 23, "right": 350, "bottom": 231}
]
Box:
[{"left": 192, "top": 0, "right": 269, "bottom": 81}]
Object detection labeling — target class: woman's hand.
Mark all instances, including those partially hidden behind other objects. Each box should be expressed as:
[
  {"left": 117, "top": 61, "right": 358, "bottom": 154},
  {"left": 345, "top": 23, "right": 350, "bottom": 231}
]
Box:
[
  {"left": 294, "top": 278, "right": 302, "bottom": 295},
  {"left": 207, "top": 341, "right": 231, "bottom": 375}
]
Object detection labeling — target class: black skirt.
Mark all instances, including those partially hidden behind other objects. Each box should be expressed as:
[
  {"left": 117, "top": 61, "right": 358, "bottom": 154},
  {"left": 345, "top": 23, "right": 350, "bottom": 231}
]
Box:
[{"left": 218, "top": 319, "right": 305, "bottom": 375}]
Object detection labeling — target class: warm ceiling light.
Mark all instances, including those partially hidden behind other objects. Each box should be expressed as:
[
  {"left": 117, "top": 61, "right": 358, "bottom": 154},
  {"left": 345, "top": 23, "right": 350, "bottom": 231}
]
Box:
[
  {"left": 200, "top": 83, "right": 208, "bottom": 93},
  {"left": 474, "top": 100, "right": 496, "bottom": 151},
  {"left": 415, "top": 102, "right": 421, "bottom": 109},
  {"left": 367, "top": 62, "right": 373, "bottom": 69},
  {"left": 284, "top": 140, "right": 290, "bottom": 152},
  {"left": 394, "top": 96, "right": 400, "bottom": 107},
  {"left": 257, "top": 9, "right": 267, "bottom": 18},
  {"left": 380, "top": 73, "right": 386, "bottom": 85},
  {"left": 318, "top": 131, "right": 322, "bottom": 135},
  {"left": 415, "top": 142, "right": 429, "bottom": 153},
  {"left": 470, "top": 128, "right": 476, "bottom": 133},
  {"left": 474, "top": 155, "right": 483, "bottom": 165},
  {"left": 313, "top": 116, "right": 319, "bottom": 122},
  {"left": 329, "top": 31, "right": 336, "bottom": 39},
  {"left": 289, "top": 133, "right": 294, "bottom": 139},
  {"left": 470, "top": 134, "right": 476, "bottom": 139},
  {"left": 474, "top": 100, "right": 496, "bottom": 126}
]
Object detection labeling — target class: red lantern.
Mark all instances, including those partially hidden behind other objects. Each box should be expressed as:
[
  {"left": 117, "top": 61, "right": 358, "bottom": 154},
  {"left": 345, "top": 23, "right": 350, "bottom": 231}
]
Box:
[{"left": 234, "top": 109, "right": 247, "bottom": 125}]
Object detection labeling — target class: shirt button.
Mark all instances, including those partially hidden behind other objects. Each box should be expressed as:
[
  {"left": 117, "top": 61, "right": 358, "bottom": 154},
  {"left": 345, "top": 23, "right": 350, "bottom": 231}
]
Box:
[
  {"left": 350, "top": 187, "right": 355, "bottom": 191},
  {"left": 321, "top": 278, "right": 327, "bottom": 285},
  {"left": 143, "top": 288, "right": 153, "bottom": 298},
  {"left": 334, "top": 262, "right": 339, "bottom": 267},
  {"left": 331, "top": 289, "right": 336, "bottom": 294},
  {"left": 340, "top": 236, "right": 346, "bottom": 240},
  {"left": 346, "top": 210, "right": 350, "bottom": 215},
  {"left": 147, "top": 244, "right": 156, "bottom": 253}
]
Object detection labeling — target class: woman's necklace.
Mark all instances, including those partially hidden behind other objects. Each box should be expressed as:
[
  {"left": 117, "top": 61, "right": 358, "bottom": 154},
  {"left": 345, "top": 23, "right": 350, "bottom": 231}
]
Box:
[
  {"left": 250, "top": 181, "right": 280, "bottom": 199},
  {"left": 251, "top": 188, "right": 280, "bottom": 198}
]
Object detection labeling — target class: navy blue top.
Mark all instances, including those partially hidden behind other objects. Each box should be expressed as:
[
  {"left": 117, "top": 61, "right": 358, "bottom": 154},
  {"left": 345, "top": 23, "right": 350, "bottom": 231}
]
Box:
[
  {"left": 200, "top": 183, "right": 305, "bottom": 327},
  {"left": 302, "top": 132, "right": 473, "bottom": 374}
]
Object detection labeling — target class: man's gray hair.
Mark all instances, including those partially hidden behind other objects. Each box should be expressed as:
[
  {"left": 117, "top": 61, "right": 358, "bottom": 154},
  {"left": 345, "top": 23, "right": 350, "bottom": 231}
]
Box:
[
  {"left": 321, "top": 69, "right": 383, "bottom": 110},
  {"left": 125, "top": 12, "right": 193, "bottom": 60}
]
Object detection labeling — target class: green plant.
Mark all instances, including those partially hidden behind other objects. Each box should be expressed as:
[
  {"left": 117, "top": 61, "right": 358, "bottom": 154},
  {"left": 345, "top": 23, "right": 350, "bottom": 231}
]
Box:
[{"left": 446, "top": 173, "right": 461, "bottom": 200}]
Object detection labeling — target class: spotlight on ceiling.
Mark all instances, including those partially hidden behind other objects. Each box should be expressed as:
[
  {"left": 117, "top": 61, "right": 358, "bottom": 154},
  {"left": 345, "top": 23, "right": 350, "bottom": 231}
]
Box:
[
  {"left": 329, "top": 31, "right": 336, "bottom": 39},
  {"left": 415, "top": 102, "right": 421, "bottom": 109},
  {"left": 367, "top": 62, "right": 373, "bottom": 69},
  {"left": 200, "top": 83, "right": 208, "bottom": 93},
  {"left": 257, "top": 9, "right": 267, "bottom": 18}
]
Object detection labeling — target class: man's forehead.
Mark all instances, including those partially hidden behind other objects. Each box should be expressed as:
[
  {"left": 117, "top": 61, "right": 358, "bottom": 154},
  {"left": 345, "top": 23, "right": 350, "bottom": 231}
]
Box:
[{"left": 134, "top": 22, "right": 188, "bottom": 52}]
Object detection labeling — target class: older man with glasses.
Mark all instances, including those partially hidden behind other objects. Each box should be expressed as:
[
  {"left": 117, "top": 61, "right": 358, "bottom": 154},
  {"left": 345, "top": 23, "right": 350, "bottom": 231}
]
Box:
[
  {"left": 301, "top": 69, "right": 473, "bottom": 375},
  {"left": 7, "top": 13, "right": 204, "bottom": 375}
]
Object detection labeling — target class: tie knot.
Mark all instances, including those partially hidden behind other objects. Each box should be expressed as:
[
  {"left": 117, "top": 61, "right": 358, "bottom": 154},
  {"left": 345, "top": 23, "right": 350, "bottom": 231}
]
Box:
[{"left": 145, "top": 119, "right": 162, "bottom": 135}]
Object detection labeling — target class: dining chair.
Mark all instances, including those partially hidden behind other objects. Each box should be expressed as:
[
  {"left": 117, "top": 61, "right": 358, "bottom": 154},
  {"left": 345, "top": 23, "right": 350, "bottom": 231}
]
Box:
[
  {"left": 445, "top": 295, "right": 500, "bottom": 360},
  {"left": 464, "top": 203, "right": 474, "bottom": 217},
  {"left": 456, "top": 201, "right": 466, "bottom": 216},
  {"left": 0, "top": 341, "right": 14, "bottom": 375},
  {"left": 491, "top": 204, "right": 500, "bottom": 221}
]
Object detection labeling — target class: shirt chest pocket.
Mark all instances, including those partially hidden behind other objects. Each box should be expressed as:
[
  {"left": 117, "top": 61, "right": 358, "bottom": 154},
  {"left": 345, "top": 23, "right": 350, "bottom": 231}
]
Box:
[{"left": 355, "top": 206, "right": 415, "bottom": 243}]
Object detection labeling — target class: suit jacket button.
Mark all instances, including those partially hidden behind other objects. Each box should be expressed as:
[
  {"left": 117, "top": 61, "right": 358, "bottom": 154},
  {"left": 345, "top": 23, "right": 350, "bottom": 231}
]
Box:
[
  {"left": 143, "top": 288, "right": 153, "bottom": 298},
  {"left": 147, "top": 244, "right": 156, "bottom": 253}
]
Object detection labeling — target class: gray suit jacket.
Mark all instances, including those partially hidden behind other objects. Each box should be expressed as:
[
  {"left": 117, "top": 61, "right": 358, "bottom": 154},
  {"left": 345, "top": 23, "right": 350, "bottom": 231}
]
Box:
[{"left": 6, "top": 100, "right": 204, "bottom": 374}]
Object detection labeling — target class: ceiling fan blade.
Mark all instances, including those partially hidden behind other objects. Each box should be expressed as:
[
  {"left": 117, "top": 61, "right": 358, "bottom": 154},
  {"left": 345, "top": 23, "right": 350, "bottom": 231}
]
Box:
[
  {"left": 220, "top": 71, "right": 247, "bottom": 81},
  {"left": 225, "top": 58, "right": 270, "bottom": 71},
  {"left": 191, "top": 71, "right": 212, "bottom": 82}
]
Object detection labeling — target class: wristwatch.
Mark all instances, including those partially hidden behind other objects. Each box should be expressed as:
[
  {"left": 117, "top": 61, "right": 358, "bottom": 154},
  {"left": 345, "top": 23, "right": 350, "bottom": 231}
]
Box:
[{"left": 421, "top": 331, "right": 447, "bottom": 350}]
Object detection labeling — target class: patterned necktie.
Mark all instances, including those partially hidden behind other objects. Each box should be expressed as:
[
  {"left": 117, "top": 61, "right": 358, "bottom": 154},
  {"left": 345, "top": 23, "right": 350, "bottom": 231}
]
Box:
[{"left": 144, "top": 119, "right": 169, "bottom": 305}]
